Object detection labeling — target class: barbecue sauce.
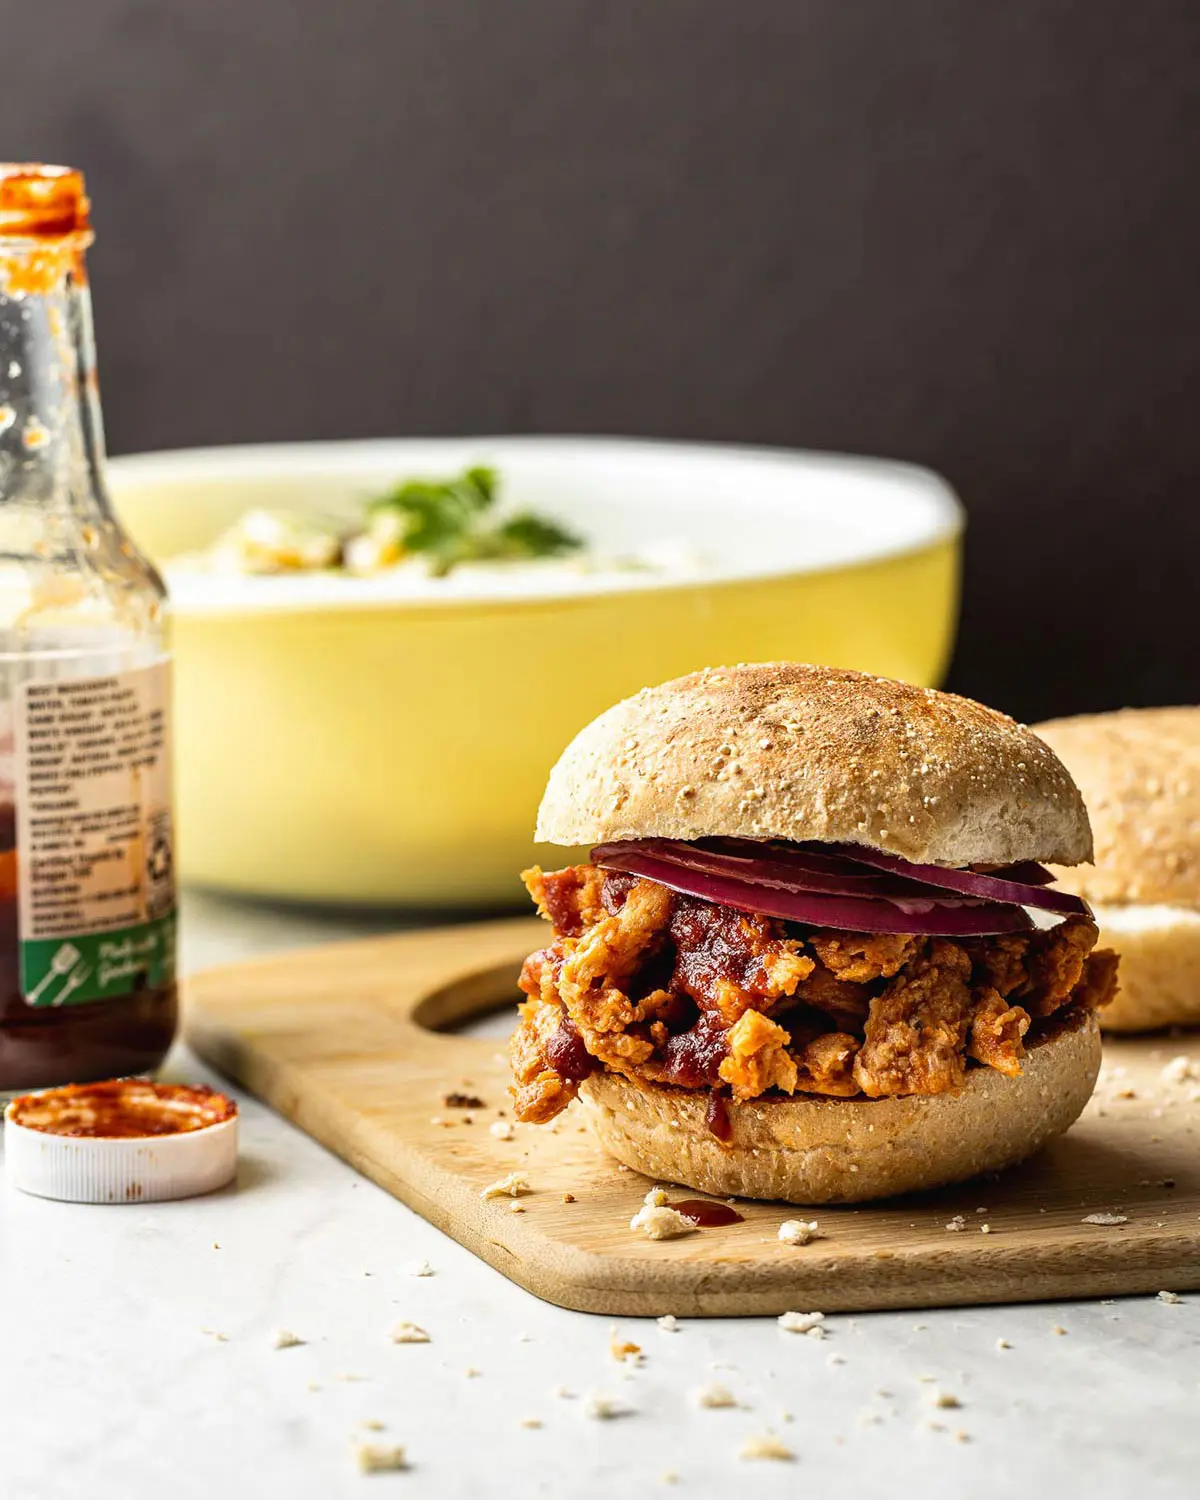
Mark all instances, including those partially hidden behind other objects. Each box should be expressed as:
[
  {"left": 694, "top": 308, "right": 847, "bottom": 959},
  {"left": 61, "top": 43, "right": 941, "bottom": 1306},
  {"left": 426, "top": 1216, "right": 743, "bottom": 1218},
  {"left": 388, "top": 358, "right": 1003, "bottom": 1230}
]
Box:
[
  {"left": 671, "top": 1198, "right": 744, "bottom": 1228},
  {"left": 0, "top": 166, "right": 177, "bottom": 1091},
  {"left": 0, "top": 808, "right": 176, "bottom": 1089}
]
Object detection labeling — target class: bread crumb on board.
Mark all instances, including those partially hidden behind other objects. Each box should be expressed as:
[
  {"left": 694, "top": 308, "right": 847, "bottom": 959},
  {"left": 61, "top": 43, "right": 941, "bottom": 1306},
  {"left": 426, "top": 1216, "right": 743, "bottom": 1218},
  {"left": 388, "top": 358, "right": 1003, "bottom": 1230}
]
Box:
[
  {"left": 630, "top": 1205, "right": 696, "bottom": 1240},
  {"left": 1160, "top": 1056, "right": 1199, "bottom": 1085},
  {"left": 480, "top": 1172, "right": 531, "bottom": 1200},
  {"left": 441, "top": 1090, "right": 485, "bottom": 1109},
  {"left": 778, "top": 1219, "right": 819, "bottom": 1246},
  {"left": 1081, "top": 1213, "right": 1128, "bottom": 1226}
]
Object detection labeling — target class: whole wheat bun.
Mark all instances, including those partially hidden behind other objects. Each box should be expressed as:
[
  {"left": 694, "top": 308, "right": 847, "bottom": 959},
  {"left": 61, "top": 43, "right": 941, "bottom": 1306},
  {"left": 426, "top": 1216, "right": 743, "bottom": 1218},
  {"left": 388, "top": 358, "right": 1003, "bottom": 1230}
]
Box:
[
  {"left": 1034, "top": 707, "right": 1200, "bottom": 1032},
  {"left": 1035, "top": 707, "right": 1200, "bottom": 908},
  {"left": 1084, "top": 904, "right": 1200, "bottom": 1032},
  {"left": 578, "top": 1009, "right": 1100, "bottom": 1204},
  {"left": 538, "top": 663, "right": 1092, "bottom": 867}
]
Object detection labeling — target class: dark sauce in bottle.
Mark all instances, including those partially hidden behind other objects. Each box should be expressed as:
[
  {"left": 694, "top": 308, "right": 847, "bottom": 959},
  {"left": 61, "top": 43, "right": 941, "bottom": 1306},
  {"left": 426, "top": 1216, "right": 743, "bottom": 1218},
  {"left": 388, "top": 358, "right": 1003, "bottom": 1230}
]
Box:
[
  {"left": 0, "top": 804, "right": 176, "bottom": 1091},
  {"left": 0, "top": 166, "right": 178, "bottom": 1093}
]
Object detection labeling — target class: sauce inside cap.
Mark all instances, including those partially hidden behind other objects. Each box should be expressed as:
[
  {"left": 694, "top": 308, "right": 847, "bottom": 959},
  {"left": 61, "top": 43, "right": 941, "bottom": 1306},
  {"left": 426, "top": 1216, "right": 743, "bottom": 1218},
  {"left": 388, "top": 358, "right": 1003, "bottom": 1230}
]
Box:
[{"left": 7, "top": 1078, "right": 236, "bottom": 1138}]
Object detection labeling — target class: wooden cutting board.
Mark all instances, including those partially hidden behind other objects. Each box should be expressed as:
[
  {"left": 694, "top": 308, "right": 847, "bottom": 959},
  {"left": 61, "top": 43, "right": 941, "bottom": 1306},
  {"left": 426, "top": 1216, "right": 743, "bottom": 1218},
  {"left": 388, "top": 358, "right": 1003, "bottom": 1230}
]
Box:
[{"left": 185, "top": 917, "right": 1200, "bottom": 1316}]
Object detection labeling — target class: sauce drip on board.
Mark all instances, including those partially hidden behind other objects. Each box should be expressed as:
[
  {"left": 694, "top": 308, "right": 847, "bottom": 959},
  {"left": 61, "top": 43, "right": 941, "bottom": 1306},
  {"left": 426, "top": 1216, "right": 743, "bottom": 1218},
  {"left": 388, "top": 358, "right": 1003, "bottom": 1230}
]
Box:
[{"left": 670, "top": 1198, "right": 745, "bottom": 1228}]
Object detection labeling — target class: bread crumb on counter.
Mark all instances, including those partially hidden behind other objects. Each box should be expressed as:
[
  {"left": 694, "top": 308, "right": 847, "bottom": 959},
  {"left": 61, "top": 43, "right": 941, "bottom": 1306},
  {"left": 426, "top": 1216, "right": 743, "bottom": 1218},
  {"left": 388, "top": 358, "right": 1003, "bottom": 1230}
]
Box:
[
  {"left": 404, "top": 1260, "right": 434, "bottom": 1277},
  {"left": 656, "top": 1314, "right": 681, "bottom": 1332},
  {"left": 273, "top": 1329, "right": 305, "bottom": 1349},
  {"left": 610, "top": 1329, "right": 644, "bottom": 1365},
  {"left": 739, "top": 1433, "right": 795, "bottom": 1462},
  {"left": 692, "top": 1382, "right": 738, "bottom": 1409},
  {"left": 778, "top": 1219, "right": 819, "bottom": 1246},
  {"left": 489, "top": 1119, "right": 515, "bottom": 1141},
  {"left": 480, "top": 1172, "right": 531, "bottom": 1200},
  {"left": 584, "top": 1393, "right": 623, "bottom": 1420},
  {"left": 1157, "top": 1290, "right": 1183, "bottom": 1304},
  {"left": 390, "top": 1321, "right": 430, "bottom": 1344},
  {"left": 778, "top": 1309, "right": 826, "bottom": 1337},
  {"left": 354, "top": 1443, "right": 407, "bottom": 1473},
  {"left": 630, "top": 1204, "right": 696, "bottom": 1240}
]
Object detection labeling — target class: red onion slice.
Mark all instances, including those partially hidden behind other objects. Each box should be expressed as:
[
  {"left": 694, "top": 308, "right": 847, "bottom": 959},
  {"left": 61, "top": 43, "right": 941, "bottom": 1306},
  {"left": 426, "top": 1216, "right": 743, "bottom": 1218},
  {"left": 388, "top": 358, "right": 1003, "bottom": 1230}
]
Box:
[
  {"left": 592, "top": 848, "right": 1034, "bottom": 935},
  {"left": 591, "top": 839, "right": 936, "bottom": 899},
  {"left": 815, "top": 842, "right": 1089, "bottom": 916}
]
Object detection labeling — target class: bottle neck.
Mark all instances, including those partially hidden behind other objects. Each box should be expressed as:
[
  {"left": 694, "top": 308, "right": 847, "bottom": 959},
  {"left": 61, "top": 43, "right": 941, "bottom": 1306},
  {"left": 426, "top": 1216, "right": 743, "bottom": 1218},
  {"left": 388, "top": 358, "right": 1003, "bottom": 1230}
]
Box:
[{"left": 0, "top": 233, "right": 109, "bottom": 519}]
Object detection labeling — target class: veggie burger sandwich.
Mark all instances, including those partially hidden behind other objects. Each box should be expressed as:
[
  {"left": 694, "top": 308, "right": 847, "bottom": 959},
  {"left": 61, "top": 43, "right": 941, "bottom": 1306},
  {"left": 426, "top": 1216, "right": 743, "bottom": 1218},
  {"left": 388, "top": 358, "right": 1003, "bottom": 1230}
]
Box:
[{"left": 509, "top": 663, "right": 1119, "bottom": 1203}]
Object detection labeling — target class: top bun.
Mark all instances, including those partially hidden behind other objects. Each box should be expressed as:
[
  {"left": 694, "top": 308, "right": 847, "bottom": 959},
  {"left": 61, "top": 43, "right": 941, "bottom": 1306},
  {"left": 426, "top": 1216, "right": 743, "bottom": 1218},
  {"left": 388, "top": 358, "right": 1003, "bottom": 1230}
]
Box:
[
  {"left": 536, "top": 663, "right": 1092, "bottom": 868},
  {"left": 1035, "top": 705, "right": 1200, "bottom": 907}
]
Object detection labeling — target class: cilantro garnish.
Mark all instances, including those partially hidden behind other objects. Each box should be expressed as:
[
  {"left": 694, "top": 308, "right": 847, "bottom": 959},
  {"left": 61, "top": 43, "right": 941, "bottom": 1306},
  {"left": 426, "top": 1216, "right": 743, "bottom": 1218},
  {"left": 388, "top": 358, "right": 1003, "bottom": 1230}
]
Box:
[{"left": 367, "top": 466, "right": 580, "bottom": 576}]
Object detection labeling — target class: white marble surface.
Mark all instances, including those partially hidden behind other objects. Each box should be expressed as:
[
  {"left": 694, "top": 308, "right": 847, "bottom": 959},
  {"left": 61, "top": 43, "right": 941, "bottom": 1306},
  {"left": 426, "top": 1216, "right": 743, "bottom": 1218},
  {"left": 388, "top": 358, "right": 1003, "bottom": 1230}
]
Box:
[{"left": 1, "top": 890, "right": 1195, "bottom": 1500}]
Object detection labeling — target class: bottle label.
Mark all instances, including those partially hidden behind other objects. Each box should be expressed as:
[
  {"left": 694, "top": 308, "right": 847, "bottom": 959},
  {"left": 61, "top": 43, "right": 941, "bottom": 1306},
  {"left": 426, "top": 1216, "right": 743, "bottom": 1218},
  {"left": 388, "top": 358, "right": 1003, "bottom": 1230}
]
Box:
[{"left": 13, "top": 661, "right": 176, "bottom": 1008}]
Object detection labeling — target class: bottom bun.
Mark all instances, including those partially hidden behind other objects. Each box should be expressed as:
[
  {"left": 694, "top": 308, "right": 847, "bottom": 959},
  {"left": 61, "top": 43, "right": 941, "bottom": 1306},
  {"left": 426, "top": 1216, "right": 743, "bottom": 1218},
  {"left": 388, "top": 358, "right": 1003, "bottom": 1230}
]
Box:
[
  {"left": 577, "top": 1008, "right": 1100, "bottom": 1204},
  {"left": 1094, "top": 903, "right": 1200, "bottom": 1032}
]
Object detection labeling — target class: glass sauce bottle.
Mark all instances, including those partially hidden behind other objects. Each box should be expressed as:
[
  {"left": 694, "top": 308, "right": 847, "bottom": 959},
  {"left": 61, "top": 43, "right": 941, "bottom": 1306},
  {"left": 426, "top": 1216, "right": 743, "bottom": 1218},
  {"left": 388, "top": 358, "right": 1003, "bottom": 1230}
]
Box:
[{"left": 0, "top": 164, "right": 177, "bottom": 1091}]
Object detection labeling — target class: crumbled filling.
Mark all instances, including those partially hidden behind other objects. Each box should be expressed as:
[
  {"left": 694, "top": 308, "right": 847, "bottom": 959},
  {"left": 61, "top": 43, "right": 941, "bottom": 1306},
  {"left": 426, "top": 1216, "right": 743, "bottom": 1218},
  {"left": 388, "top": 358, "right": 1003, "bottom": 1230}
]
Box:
[{"left": 510, "top": 864, "right": 1118, "bottom": 1124}]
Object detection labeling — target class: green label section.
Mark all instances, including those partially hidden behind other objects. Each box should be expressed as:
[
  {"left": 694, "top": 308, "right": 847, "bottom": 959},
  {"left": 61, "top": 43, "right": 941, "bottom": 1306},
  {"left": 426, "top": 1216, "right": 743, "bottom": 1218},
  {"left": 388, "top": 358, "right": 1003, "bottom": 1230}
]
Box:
[{"left": 20, "top": 912, "right": 176, "bottom": 1008}]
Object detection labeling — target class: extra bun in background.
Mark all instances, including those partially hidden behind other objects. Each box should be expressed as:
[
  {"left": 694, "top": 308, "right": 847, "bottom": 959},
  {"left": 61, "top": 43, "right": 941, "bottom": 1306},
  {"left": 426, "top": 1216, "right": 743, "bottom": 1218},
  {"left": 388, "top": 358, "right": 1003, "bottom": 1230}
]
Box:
[
  {"left": 578, "top": 1009, "right": 1100, "bottom": 1205},
  {"left": 1036, "top": 706, "right": 1200, "bottom": 1031},
  {"left": 538, "top": 662, "right": 1093, "bottom": 868}
]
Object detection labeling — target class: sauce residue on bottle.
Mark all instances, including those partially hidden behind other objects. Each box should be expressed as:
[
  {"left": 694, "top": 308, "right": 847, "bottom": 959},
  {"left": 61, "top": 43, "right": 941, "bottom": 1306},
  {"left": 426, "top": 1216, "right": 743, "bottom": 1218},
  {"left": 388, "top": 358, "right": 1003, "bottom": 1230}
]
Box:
[
  {"left": 0, "top": 164, "right": 92, "bottom": 294},
  {"left": 6, "top": 1078, "right": 236, "bottom": 1138},
  {"left": 669, "top": 1198, "right": 745, "bottom": 1228}
]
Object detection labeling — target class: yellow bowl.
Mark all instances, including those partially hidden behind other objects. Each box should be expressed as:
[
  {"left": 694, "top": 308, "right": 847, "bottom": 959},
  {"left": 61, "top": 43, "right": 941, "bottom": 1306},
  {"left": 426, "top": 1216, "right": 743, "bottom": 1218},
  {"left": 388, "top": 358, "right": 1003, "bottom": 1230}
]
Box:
[{"left": 109, "top": 437, "right": 963, "bottom": 907}]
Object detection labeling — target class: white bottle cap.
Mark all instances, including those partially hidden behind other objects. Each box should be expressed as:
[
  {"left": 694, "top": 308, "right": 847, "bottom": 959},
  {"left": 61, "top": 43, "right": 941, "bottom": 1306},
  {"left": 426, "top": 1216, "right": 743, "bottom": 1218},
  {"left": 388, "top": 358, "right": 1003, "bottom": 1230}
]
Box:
[{"left": 4, "top": 1079, "right": 238, "bottom": 1203}]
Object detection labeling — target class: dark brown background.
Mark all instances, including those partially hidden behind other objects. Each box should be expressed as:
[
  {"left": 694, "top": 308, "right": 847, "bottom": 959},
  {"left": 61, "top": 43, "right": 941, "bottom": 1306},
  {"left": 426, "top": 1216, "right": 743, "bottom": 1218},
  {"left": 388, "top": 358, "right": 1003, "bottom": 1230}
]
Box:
[{"left": 3, "top": 1, "right": 1198, "bottom": 721}]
